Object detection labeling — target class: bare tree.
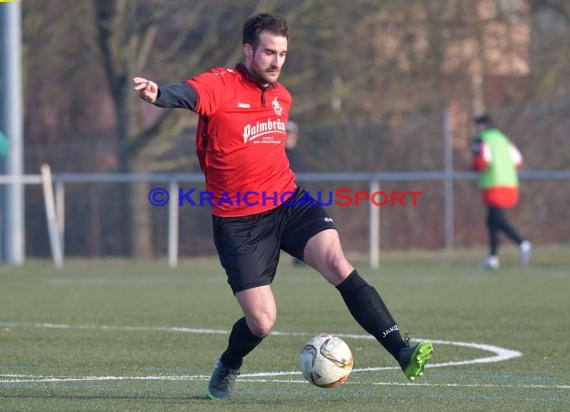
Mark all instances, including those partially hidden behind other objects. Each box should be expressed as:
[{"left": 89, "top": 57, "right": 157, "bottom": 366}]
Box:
[{"left": 90, "top": 0, "right": 267, "bottom": 256}]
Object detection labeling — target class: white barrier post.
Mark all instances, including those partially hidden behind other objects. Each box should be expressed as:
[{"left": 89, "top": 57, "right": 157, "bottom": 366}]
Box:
[
  {"left": 168, "top": 180, "right": 179, "bottom": 268},
  {"left": 369, "top": 180, "right": 380, "bottom": 269},
  {"left": 41, "top": 164, "right": 64, "bottom": 268},
  {"left": 55, "top": 180, "right": 65, "bottom": 256}
]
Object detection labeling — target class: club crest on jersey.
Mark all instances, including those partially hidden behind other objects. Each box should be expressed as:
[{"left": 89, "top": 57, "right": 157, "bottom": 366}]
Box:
[{"left": 272, "top": 97, "right": 283, "bottom": 116}]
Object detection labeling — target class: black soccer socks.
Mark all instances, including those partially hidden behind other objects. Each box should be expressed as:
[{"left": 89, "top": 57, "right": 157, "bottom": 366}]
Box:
[
  {"left": 336, "top": 270, "right": 406, "bottom": 360},
  {"left": 220, "top": 317, "right": 264, "bottom": 370}
]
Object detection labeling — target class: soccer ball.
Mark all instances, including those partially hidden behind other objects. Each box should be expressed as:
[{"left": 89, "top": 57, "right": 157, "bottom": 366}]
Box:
[{"left": 299, "top": 334, "right": 353, "bottom": 388}]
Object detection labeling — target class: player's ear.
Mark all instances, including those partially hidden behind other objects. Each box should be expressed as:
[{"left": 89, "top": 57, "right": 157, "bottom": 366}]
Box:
[{"left": 244, "top": 43, "right": 254, "bottom": 60}]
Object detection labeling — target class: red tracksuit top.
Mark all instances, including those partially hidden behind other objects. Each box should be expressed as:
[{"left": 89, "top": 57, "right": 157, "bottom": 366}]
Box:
[{"left": 187, "top": 64, "right": 296, "bottom": 217}]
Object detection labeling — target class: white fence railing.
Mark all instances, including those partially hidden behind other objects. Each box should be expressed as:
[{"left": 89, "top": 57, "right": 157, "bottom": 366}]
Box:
[{"left": 1, "top": 169, "right": 570, "bottom": 268}]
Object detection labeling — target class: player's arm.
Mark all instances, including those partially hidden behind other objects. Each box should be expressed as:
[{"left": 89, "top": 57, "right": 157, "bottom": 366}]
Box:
[
  {"left": 471, "top": 137, "right": 491, "bottom": 171},
  {"left": 132, "top": 77, "right": 198, "bottom": 110},
  {"left": 510, "top": 143, "right": 523, "bottom": 171}
]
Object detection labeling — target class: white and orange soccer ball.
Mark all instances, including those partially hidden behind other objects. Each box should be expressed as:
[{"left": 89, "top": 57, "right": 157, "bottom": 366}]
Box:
[{"left": 299, "top": 334, "right": 353, "bottom": 388}]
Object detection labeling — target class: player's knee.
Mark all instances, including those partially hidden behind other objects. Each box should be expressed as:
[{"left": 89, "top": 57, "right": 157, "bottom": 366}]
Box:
[
  {"left": 327, "top": 255, "right": 352, "bottom": 279},
  {"left": 315, "top": 254, "right": 353, "bottom": 285},
  {"left": 249, "top": 321, "right": 273, "bottom": 338},
  {"left": 247, "top": 313, "right": 275, "bottom": 337}
]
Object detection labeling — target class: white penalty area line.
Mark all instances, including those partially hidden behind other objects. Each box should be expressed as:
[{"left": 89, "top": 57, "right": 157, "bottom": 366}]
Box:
[
  {"left": 0, "top": 321, "right": 523, "bottom": 369},
  {"left": 0, "top": 321, "right": 524, "bottom": 385},
  {"left": 1, "top": 375, "right": 569, "bottom": 391}
]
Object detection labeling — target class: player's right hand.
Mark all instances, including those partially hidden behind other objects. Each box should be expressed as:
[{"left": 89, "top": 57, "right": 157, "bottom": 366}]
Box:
[{"left": 132, "top": 76, "right": 158, "bottom": 103}]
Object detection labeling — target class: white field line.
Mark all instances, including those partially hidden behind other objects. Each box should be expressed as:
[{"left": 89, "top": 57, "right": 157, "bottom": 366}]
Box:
[
  {"left": 1, "top": 376, "right": 569, "bottom": 391},
  {"left": 0, "top": 321, "right": 533, "bottom": 388},
  {"left": 0, "top": 321, "right": 522, "bottom": 368}
]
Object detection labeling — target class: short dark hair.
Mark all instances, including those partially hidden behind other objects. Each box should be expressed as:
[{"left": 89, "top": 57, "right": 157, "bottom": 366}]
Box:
[
  {"left": 242, "top": 13, "right": 289, "bottom": 49},
  {"left": 473, "top": 113, "right": 492, "bottom": 127}
]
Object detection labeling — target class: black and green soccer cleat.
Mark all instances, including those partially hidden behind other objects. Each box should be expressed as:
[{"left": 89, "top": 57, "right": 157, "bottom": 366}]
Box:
[
  {"left": 399, "top": 340, "right": 433, "bottom": 381},
  {"left": 206, "top": 358, "right": 240, "bottom": 400}
]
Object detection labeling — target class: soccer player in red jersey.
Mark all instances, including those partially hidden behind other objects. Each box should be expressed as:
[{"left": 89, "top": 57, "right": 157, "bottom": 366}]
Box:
[{"left": 134, "top": 12, "right": 432, "bottom": 400}]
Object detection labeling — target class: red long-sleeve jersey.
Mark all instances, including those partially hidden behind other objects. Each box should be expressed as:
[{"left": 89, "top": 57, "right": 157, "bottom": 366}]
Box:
[{"left": 187, "top": 64, "right": 296, "bottom": 217}]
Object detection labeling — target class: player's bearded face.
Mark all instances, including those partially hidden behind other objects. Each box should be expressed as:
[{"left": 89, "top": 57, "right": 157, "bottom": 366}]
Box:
[{"left": 248, "top": 32, "right": 287, "bottom": 85}]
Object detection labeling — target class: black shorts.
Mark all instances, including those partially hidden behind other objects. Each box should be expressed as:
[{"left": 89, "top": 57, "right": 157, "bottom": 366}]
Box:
[{"left": 212, "top": 187, "right": 337, "bottom": 294}]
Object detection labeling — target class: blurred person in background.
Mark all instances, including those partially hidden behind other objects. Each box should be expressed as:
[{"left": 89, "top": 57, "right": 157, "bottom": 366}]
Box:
[
  {"left": 0, "top": 131, "right": 9, "bottom": 262},
  {"left": 0, "top": 131, "right": 9, "bottom": 159},
  {"left": 471, "top": 114, "right": 532, "bottom": 270},
  {"left": 285, "top": 120, "right": 303, "bottom": 172}
]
